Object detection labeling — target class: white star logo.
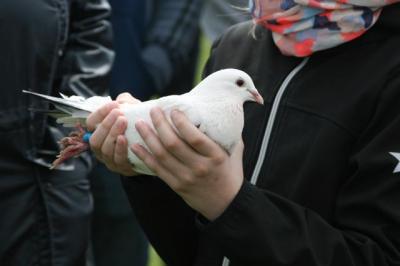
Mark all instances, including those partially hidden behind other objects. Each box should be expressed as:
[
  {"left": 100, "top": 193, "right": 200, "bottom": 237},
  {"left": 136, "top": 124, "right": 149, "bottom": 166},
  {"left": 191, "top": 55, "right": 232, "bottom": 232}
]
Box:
[{"left": 389, "top": 152, "right": 400, "bottom": 173}]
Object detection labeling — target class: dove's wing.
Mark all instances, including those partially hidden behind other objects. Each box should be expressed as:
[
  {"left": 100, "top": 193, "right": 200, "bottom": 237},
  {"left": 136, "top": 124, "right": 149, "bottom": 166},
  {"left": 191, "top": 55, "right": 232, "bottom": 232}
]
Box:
[
  {"left": 157, "top": 94, "right": 203, "bottom": 127},
  {"left": 23, "top": 90, "right": 112, "bottom": 127},
  {"left": 158, "top": 94, "right": 244, "bottom": 154},
  {"left": 121, "top": 95, "right": 204, "bottom": 175},
  {"left": 23, "top": 90, "right": 93, "bottom": 112}
]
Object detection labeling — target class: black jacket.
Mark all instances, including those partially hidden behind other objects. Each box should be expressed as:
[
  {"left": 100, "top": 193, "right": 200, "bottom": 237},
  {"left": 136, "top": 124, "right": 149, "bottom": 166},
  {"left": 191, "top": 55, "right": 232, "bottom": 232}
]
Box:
[
  {"left": 0, "top": 0, "right": 113, "bottom": 170},
  {"left": 0, "top": 0, "right": 113, "bottom": 265},
  {"left": 123, "top": 4, "right": 400, "bottom": 266}
]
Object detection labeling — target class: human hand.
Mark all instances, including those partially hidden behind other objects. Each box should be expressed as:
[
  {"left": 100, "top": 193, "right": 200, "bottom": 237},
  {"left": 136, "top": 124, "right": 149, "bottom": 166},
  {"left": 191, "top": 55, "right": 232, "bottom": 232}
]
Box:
[
  {"left": 131, "top": 107, "right": 244, "bottom": 221},
  {"left": 86, "top": 93, "right": 140, "bottom": 176}
]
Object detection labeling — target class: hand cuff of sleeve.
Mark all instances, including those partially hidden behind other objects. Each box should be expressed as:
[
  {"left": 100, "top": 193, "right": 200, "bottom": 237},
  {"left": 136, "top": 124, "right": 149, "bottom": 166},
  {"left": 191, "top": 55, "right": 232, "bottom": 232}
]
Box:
[{"left": 195, "top": 179, "right": 255, "bottom": 231}]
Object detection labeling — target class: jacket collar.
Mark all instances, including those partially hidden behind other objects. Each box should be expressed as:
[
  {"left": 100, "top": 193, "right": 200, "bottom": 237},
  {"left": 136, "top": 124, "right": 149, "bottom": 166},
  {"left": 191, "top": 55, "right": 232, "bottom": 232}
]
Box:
[{"left": 377, "top": 3, "right": 400, "bottom": 33}]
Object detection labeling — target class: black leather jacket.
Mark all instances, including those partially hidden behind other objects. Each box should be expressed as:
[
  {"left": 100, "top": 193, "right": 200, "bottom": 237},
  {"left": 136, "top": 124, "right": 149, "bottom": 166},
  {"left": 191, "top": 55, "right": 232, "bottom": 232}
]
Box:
[
  {"left": 0, "top": 0, "right": 113, "bottom": 265},
  {"left": 0, "top": 0, "right": 113, "bottom": 170}
]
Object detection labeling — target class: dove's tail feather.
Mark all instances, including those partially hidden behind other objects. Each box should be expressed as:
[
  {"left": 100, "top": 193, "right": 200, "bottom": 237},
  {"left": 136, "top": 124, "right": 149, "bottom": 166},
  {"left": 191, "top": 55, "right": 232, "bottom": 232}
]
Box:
[
  {"left": 28, "top": 108, "right": 70, "bottom": 119},
  {"left": 23, "top": 90, "right": 97, "bottom": 127},
  {"left": 56, "top": 117, "right": 88, "bottom": 128},
  {"left": 28, "top": 107, "right": 89, "bottom": 127},
  {"left": 22, "top": 90, "right": 93, "bottom": 113}
]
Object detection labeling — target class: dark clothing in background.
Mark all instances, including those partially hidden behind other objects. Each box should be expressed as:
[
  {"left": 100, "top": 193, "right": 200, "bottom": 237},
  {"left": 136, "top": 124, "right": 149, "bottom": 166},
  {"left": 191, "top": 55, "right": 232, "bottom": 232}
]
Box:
[
  {"left": 110, "top": 0, "right": 203, "bottom": 100},
  {"left": 90, "top": 0, "right": 202, "bottom": 266},
  {"left": 91, "top": 164, "right": 148, "bottom": 266},
  {"left": 122, "top": 4, "right": 400, "bottom": 266},
  {"left": 108, "top": 0, "right": 151, "bottom": 100},
  {"left": 0, "top": 0, "right": 113, "bottom": 265}
]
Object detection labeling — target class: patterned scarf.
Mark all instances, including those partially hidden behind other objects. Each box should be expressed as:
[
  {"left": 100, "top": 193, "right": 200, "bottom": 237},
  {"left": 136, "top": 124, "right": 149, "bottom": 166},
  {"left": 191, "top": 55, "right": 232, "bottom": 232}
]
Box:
[{"left": 250, "top": 0, "right": 399, "bottom": 56}]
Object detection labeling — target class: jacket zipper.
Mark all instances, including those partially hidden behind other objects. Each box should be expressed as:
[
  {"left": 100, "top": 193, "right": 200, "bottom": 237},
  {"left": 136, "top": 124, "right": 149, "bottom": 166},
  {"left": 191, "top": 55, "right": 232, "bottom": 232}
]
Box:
[
  {"left": 222, "top": 57, "right": 309, "bottom": 266},
  {"left": 250, "top": 57, "right": 309, "bottom": 185},
  {"left": 56, "top": 0, "right": 69, "bottom": 57},
  {"left": 28, "top": 0, "right": 69, "bottom": 160}
]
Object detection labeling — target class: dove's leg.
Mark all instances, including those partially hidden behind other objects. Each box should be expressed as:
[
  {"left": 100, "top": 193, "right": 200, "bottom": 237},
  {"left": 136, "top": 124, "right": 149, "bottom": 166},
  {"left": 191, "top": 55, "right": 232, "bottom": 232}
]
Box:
[{"left": 51, "top": 126, "right": 89, "bottom": 169}]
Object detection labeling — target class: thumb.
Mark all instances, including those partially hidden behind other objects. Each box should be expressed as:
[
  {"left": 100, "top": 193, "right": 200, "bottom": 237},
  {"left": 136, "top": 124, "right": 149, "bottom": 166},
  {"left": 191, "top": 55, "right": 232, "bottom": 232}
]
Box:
[
  {"left": 116, "top": 92, "right": 141, "bottom": 104},
  {"left": 86, "top": 101, "right": 119, "bottom": 132}
]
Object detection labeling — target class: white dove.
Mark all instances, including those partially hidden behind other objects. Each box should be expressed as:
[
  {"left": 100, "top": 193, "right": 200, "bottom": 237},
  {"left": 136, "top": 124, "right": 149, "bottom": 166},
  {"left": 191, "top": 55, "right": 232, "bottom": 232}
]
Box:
[{"left": 23, "top": 68, "right": 264, "bottom": 175}]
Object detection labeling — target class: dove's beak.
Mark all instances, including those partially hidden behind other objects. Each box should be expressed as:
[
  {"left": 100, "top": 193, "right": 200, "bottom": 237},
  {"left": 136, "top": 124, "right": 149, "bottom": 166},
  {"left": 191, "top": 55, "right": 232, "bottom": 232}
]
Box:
[{"left": 251, "top": 91, "right": 264, "bottom": 105}]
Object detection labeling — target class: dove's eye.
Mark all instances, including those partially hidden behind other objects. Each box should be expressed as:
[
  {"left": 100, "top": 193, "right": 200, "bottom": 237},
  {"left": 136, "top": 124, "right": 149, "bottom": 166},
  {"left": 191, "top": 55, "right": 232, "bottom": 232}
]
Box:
[{"left": 236, "top": 79, "right": 245, "bottom": 87}]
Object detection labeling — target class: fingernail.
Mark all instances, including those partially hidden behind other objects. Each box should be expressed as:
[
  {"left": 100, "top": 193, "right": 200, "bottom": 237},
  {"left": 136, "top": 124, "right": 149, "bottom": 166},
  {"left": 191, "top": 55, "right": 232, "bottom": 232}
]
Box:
[
  {"left": 117, "top": 117, "right": 127, "bottom": 129},
  {"left": 131, "top": 143, "right": 139, "bottom": 150},
  {"left": 150, "top": 107, "right": 163, "bottom": 117},
  {"left": 108, "top": 101, "right": 119, "bottom": 109},
  {"left": 131, "top": 143, "right": 142, "bottom": 154},
  {"left": 135, "top": 119, "right": 146, "bottom": 130},
  {"left": 109, "top": 110, "right": 119, "bottom": 120},
  {"left": 171, "top": 109, "right": 181, "bottom": 119}
]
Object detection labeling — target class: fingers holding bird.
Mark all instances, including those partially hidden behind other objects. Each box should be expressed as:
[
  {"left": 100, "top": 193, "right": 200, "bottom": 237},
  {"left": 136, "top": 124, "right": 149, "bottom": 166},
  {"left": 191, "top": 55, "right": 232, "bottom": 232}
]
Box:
[
  {"left": 110, "top": 135, "right": 137, "bottom": 176},
  {"left": 89, "top": 109, "right": 137, "bottom": 176},
  {"left": 86, "top": 101, "right": 119, "bottom": 132},
  {"left": 150, "top": 108, "right": 206, "bottom": 165},
  {"left": 132, "top": 108, "right": 226, "bottom": 185},
  {"left": 133, "top": 117, "right": 189, "bottom": 187},
  {"left": 132, "top": 107, "right": 244, "bottom": 220},
  {"left": 169, "top": 109, "right": 227, "bottom": 162},
  {"left": 101, "top": 115, "right": 128, "bottom": 164},
  {"left": 89, "top": 108, "right": 124, "bottom": 157},
  {"left": 87, "top": 105, "right": 244, "bottom": 220}
]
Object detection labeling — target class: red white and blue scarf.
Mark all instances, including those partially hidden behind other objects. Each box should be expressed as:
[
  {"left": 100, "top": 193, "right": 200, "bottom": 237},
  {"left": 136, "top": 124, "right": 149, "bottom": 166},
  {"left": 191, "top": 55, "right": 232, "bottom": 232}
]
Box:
[{"left": 250, "top": 0, "right": 399, "bottom": 56}]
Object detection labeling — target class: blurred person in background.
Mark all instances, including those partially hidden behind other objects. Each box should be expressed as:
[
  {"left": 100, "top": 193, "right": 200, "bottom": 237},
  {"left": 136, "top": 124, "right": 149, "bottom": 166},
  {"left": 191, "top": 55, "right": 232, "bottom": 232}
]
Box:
[
  {"left": 0, "top": 0, "right": 113, "bottom": 265},
  {"left": 201, "top": 0, "right": 251, "bottom": 42},
  {"left": 110, "top": 0, "right": 203, "bottom": 101},
  {"left": 87, "top": 0, "right": 400, "bottom": 266},
  {"left": 90, "top": 0, "right": 203, "bottom": 265}
]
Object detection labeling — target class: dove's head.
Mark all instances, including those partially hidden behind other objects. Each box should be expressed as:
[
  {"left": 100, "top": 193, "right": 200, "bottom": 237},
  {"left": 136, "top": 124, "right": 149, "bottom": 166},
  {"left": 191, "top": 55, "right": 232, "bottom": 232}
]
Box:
[{"left": 198, "top": 69, "right": 264, "bottom": 105}]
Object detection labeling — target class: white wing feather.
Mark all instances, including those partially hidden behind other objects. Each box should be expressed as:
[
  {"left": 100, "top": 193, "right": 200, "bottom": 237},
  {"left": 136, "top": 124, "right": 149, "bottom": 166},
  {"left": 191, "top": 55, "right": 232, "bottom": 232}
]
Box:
[
  {"left": 23, "top": 90, "right": 112, "bottom": 127},
  {"left": 122, "top": 95, "right": 203, "bottom": 175}
]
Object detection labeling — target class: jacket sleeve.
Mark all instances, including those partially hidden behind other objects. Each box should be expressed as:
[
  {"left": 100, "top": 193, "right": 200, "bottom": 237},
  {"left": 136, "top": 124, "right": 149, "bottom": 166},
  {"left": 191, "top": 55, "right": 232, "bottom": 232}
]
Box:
[
  {"left": 197, "top": 66, "right": 400, "bottom": 265},
  {"left": 56, "top": 0, "right": 114, "bottom": 97},
  {"left": 141, "top": 0, "right": 203, "bottom": 94},
  {"left": 122, "top": 175, "right": 199, "bottom": 266}
]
